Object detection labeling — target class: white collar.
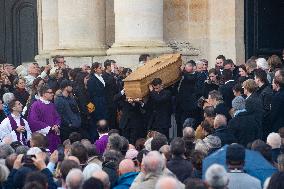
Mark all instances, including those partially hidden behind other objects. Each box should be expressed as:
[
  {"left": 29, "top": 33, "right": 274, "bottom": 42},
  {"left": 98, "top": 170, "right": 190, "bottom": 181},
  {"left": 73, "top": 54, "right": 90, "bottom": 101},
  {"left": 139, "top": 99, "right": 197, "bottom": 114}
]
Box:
[
  {"left": 40, "top": 97, "right": 50, "bottom": 104},
  {"left": 225, "top": 80, "right": 234, "bottom": 84},
  {"left": 99, "top": 133, "right": 108, "bottom": 139},
  {"left": 11, "top": 113, "right": 21, "bottom": 119},
  {"left": 94, "top": 74, "right": 105, "bottom": 86}
]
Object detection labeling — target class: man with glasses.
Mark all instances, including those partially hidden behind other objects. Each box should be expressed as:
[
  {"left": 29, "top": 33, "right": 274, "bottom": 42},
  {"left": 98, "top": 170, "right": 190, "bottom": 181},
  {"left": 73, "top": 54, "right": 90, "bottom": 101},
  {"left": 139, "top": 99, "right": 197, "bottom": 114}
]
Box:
[
  {"left": 28, "top": 84, "right": 61, "bottom": 152},
  {"left": 52, "top": 55, "right": 68, "bottom": 79}
]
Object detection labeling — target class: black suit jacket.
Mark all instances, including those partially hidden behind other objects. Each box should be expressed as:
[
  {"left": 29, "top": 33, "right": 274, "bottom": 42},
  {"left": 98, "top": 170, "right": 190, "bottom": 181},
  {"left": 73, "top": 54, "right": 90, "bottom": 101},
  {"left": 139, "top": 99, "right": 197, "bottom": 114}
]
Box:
[
  {"left": 228, "top": 111, "right": 261, "bottom": 147},
  {"left": 270, "top": 88, "right": 284, "bottom": 132},
  {"left": 219, "top": 80, "right": 235, "bottom": 108},
  {"left": 147, "top": 89, "right": 172, "bottom": 129}
]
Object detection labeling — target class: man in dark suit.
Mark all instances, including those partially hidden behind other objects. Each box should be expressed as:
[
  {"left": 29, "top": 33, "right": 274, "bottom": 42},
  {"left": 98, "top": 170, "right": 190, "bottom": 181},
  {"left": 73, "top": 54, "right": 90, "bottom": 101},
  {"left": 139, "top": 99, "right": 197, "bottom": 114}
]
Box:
[
  {"left": 219, "top": 69, "right": 235, "bottom": 109},
  {"left": 147, "top": 78, "right": 172, "bottom": 138},
  {"left": 102, "top": 60, "right": 119, "bottom": 129},
  {"left": 270, "top": 69, "right": 284, "bottom": 132},
  {"left": 175, "top": 61, "right": 200, "bottom": 136},
  {"left": 114, "top": 90, "right": 146, "bottom": 145}
]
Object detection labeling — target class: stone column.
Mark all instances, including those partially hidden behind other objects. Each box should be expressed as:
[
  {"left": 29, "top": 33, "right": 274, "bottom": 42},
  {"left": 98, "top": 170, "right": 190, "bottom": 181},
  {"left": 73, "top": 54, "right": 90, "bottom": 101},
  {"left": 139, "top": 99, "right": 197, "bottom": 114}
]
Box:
[
  {"left": 107, "top": 0, "right": 172, "bottom": 55},
  {"left": 207, "top": 0, "right": 245, "bottom": 66},
  {"left": 53, "top": 0, "right": 106, "bottom": 57},
  {"left": 36, "top": 0, "right": 59, "bottom": 62}
]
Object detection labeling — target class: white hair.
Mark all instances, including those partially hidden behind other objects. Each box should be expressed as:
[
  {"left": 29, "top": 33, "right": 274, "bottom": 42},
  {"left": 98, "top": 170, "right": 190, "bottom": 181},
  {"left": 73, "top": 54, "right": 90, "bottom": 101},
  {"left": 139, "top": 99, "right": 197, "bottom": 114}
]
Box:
[
  {"left": 83, "top": 163, "right": 102, "bottom": 180},
  {"left": 0, "top": 164, "right": 9, "bottom": 182},
  {"left": 26, "top": 147, "right": 42, "bottom": 155},
  {"left": 155, "top": 176, "right": 182, "bottom": 189},
  {"left": 2, "top": 93, "right": 15, "bottom": 104},
  {"left": 267, "top": 132, "right": 281, "bottom": 149},
  {"left": 66, "top": 168, "right": 84, "bottom": 189},
  {"left": 256, "top": 58, "right": 269, "bottom": 70},
  {"left": 142, "top": 151, "right": 165, "bottom": 175},
  {"left": 205, "top": 164, "right": 228, "bottom": 188},
  {"left": 144, "top": 138, "right": 153, "bottom": 151}
]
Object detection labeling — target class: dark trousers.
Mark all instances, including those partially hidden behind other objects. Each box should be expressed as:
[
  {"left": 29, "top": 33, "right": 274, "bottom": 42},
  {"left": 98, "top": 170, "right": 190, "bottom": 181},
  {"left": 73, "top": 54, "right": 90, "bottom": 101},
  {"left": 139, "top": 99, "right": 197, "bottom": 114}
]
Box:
[
  {"left": 122, "top": 126, "right": 147, "bottom": 145},
  {"left": 60, "top": 126, "right": 79, "bottom": 142}
]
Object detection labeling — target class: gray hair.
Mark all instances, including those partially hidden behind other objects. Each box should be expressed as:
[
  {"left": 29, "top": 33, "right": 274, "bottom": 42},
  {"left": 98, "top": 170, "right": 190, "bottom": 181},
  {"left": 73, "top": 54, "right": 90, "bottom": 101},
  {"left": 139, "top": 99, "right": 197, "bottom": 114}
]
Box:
[
  {"left": 103, "top": 150, "right": 123, "bottom": 163},
  {"left": 205, "top": 164, "right": 228, "bottom": 189},
  {"left": 214, "top": 114, "right": 227, "bottom": 129},
  {"left": 196, "top": 60, "right": 204, "bottom": 67},
  {"left": 83, "top": 163, "right": 102, "bottom": 181},
  {"left": 183, "top": 127, "right": 195, "bottom": 139},
  {"left": 108, "top": 134, "right": 123, "bottom": 151},
  {"left": 155, "top": 176, "right": 182, "bottom": 189},
  {"left": 2, "top": 93, "right": 15, "bottom": 104},
  {"left": 208, "top": 90, "right": 223, "bottom": 101},
  {"left": 0, "top": 144, "right": 15, "bottom": 159},
  {"left": 66, "top": 168, "right": 84, "bottom": 189},
  {"left": 142, "top": 151, "right": 165, "bottom": 175},
  {"left": 0, "top": 164, "right": 9, "bottom": 182},
  {"left": 15, "top": 145, "right": 29, "bottom": 155}
]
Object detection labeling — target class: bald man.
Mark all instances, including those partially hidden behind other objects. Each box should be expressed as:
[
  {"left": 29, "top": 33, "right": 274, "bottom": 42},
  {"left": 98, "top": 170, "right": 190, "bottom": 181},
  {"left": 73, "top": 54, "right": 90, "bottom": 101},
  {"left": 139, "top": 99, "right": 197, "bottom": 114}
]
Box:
[
  {"left": 155, "top": 176, "right": 183, "bottom": 189},
  {"left": 93, "top": 170, "right": 111, "bottom": 189},
  {"left": 212, "top": 114, "right": 236, "bottom": 146},
  {"left": 113, "top": 159, "right": 138, "bottom": 189}
]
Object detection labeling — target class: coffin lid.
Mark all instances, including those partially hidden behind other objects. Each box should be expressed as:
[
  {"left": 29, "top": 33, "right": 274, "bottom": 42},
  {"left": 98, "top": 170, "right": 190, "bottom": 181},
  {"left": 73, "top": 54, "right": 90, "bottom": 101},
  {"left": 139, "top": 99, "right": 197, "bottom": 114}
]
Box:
[{"left": 124, "top": 54, "right": 182, "bottom": 81}]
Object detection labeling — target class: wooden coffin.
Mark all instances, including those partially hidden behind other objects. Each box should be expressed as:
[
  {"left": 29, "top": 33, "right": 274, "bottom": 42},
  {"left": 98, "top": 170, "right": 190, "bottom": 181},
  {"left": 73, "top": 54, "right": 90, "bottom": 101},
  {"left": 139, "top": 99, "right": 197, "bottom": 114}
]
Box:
[{"left": 124, "top": 54, "right": 182, "bottom": 99}]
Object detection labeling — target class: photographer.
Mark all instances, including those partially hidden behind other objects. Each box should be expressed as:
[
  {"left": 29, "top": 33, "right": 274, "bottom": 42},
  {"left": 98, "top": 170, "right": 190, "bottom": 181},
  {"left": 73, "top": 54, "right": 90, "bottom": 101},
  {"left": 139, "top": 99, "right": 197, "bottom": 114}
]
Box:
[{"left": 4, "top": 151, "right": 57, "bottom": 189}]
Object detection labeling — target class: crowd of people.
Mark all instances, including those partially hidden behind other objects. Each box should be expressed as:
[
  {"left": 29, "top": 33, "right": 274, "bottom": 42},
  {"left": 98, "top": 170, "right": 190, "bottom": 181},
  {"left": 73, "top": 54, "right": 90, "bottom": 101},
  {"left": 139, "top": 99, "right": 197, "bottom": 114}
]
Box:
[{"left": 0, "top": 51, "right": 283, "bottom": 189}]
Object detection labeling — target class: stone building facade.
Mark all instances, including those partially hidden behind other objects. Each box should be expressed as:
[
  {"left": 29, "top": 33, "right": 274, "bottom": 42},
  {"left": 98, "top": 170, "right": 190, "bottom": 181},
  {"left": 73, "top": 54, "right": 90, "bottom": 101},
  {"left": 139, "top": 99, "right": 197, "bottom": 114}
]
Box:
[
  {"left": 35, "top": 0, "right": 245, "bottom": 68},
  {"left": 1, "top": 0, "right": 283, "bottom": 68}
]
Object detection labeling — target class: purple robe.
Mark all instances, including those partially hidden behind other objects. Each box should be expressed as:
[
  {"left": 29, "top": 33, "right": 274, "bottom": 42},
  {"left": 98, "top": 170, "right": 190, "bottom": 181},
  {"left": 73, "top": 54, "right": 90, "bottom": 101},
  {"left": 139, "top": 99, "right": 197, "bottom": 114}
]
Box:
[
  {"left": 27, "top": 100, "right": 61, "bottom": 152},
  {"left": 95, "top": 135, "right": 108, "bottom": 155}
]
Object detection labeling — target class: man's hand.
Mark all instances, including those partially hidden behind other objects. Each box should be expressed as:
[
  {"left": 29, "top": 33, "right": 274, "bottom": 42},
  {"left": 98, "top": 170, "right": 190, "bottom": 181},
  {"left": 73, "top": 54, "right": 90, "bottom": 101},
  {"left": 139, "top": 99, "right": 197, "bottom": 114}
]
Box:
[
  {"left": 50, "top": 150, "right": 58, "bottom": 164},
  {"left": 16, "top": 125, "right": 25, "bottom": 133},
  {"left": 127, "top": 98, "right": 134, "bottom": 103},
  {"left": 13, "top": 154, "right": 24, "bottom": 170},
  {"left": 44, "top": 65, "right": 51, "bottom": 72},
  {"left": 32, "top": 152, "right": 47, "bottom": 170},
  {"left": 149, "top": 84, "right": 153, "bottom": 92}
]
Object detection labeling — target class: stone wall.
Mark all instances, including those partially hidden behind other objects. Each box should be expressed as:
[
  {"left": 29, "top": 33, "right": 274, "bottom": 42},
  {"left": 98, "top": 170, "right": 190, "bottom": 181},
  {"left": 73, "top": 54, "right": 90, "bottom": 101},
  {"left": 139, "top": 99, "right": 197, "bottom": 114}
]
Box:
[{"left": 36, "top": 0, "right": 245, "bottom": 69}]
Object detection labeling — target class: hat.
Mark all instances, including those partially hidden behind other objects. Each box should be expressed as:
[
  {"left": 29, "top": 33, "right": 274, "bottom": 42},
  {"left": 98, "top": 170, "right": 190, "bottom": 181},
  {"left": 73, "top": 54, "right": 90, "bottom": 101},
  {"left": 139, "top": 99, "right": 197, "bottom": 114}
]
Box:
[
  {"left": 232, "top": 96, "right": 245, "bottom": 111},
  {"left": 205, "top": 164, "right": 228, "bottom": 188},
  {"left": 226, "top": 144, "right": 245, "bottom": 162},
  {"left": 125, "top": 149, "right": 139, "bottom": 160}
]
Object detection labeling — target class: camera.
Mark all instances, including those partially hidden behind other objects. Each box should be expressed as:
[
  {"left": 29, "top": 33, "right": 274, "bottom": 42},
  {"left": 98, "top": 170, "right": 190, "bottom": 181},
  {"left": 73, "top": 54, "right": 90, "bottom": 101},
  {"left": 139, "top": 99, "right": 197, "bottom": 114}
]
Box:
[
  {"left": 22, "top": 155, "right": 36, "bottom": 165},
  {"left": 197, "top": 96, "right": 207, "bottom": 108}
]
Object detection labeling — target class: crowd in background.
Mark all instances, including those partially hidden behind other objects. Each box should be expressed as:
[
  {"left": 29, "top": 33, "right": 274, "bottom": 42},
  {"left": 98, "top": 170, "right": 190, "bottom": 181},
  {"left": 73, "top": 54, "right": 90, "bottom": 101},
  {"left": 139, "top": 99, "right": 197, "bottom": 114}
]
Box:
[{"left": 0, "top": 50, "right": 283, "bottom": 189}]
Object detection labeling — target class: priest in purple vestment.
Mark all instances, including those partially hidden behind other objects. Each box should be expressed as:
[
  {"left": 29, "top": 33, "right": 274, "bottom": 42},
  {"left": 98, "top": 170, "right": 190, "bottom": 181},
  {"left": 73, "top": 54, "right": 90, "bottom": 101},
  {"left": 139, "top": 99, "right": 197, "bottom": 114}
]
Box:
[{"left": 28, "top": 84, "right": 61, "bottom": 152}]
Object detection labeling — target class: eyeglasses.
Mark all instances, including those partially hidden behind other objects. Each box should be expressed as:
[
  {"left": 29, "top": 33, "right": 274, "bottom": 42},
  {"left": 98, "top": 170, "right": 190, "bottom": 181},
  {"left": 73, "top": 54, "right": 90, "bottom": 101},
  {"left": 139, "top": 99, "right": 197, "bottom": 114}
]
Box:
[{"left": 45, "top": 91, "right": 54, "bottom": 94}]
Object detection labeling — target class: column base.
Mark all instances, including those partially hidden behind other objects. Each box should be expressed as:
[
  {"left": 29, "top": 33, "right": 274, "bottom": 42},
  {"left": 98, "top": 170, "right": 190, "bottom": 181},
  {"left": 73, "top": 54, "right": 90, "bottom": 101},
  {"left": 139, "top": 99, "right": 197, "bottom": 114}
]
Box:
[
  {"left": 50, "top": 48, "right": 107, "bottom": 57},
  {"left": 107, "top": 45, "right": 173, "bottom": 55}
]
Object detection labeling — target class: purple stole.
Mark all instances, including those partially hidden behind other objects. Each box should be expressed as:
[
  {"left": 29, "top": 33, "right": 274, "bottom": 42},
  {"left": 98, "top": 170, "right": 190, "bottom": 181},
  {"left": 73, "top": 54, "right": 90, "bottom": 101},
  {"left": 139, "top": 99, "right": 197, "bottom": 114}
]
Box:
[{"left": 7, "top": 115, "right": 28, "bottom": 145}]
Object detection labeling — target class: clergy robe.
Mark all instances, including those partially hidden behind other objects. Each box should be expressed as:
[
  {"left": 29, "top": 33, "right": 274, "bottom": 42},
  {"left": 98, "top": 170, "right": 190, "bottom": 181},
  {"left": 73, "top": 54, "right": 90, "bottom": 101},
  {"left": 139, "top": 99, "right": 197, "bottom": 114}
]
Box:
[
  {"left": 0, "top": 114, "right": 31, "bottom": 144},
  {"left": 28, "top": 99, "right": 61, "bottom": 152}
]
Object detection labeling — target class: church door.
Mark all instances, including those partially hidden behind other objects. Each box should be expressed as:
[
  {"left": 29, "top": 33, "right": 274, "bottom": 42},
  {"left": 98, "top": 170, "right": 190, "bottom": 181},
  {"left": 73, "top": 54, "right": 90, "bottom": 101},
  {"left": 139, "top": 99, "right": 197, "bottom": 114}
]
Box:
[
  {"left": 245, "top": 0, "right": 284, "bottom": 59},
  {"left": 0, "top": 0, "right": 38, "bottom": 66}
]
